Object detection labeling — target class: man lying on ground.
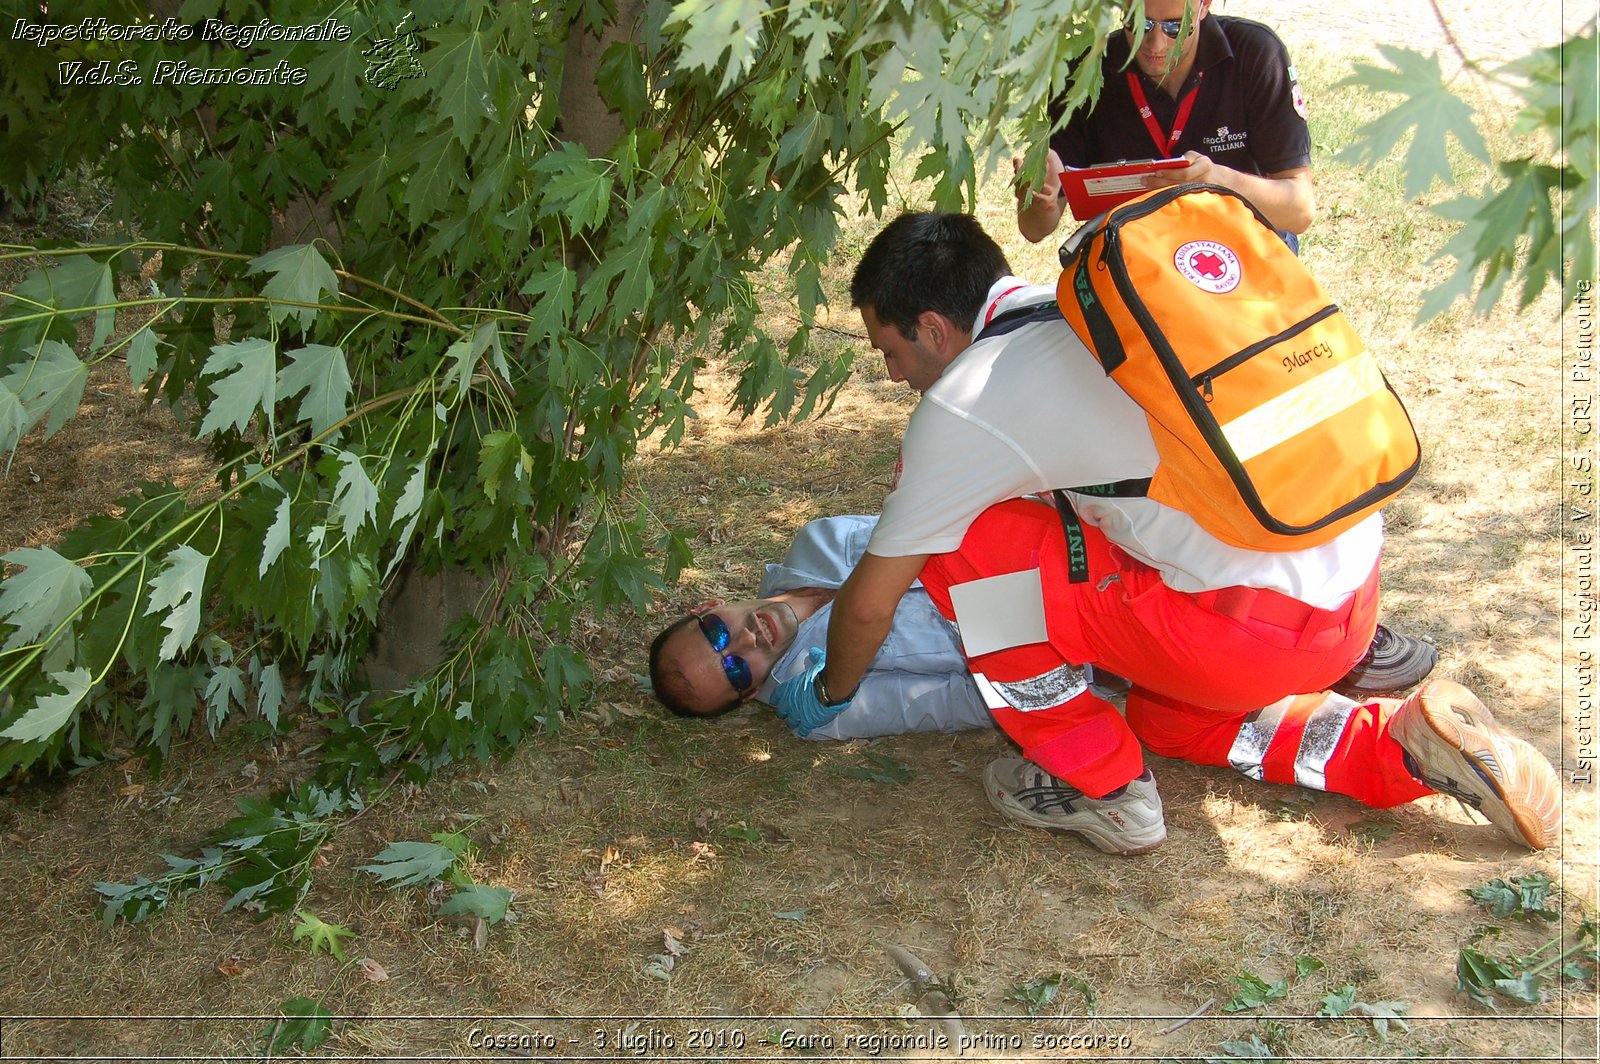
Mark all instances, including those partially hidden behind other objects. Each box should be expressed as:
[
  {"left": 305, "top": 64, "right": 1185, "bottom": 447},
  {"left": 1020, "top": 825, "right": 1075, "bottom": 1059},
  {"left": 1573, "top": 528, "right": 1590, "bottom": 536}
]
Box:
[{"left": 648, "top": 513, "right": 993, "bottom": 739}]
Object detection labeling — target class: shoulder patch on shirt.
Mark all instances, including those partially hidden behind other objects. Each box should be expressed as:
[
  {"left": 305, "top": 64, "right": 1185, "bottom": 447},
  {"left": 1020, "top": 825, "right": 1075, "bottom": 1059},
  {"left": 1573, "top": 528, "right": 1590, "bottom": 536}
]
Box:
[{"left": 1288, "top": 64, "right": 1308, "bottom": 119}]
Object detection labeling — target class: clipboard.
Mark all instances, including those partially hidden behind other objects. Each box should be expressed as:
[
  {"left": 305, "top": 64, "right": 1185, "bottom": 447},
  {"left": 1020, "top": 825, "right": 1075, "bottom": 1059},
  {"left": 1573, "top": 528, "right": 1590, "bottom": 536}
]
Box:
[{"left": 1059, "top": 157, "right": 1188, "bottom": 220}]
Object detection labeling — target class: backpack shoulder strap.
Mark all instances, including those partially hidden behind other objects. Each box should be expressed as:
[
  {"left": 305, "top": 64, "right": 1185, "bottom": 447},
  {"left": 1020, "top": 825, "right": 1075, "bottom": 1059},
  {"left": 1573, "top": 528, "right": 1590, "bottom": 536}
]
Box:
[{"left": 973, "top": 300, "right": 1063, "bottom": 341}]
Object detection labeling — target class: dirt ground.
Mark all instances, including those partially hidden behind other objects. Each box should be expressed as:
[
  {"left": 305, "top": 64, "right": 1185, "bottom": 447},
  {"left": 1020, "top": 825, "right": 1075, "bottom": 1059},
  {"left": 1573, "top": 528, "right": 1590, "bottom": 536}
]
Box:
[{"left": 1, "top": 1, "right": 1597, "bottom": 1061}]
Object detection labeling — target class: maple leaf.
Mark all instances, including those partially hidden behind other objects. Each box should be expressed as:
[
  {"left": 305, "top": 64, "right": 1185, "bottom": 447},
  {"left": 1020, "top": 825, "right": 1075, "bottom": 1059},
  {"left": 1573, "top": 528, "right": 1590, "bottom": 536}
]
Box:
[
  {"left": 276, "top": 344, "right": 351, "bottom": 441},
  {"left": 0, "top": 667, "right": 91, "bottom": 742},
  {"left": 246, "top": 245, "right": 340, "bottom": 330},
  {"left": 260, "top": 492, "right": 292, "bottom": 577},
  {"left": 424, "top": 27, "right": 491, "bottom": 148},
  {"left": 0, "top": 546, "right": 91, "bottom": 653},
  {"left": 257, "top": 661, "right": 284, "bottom": 729},
  {"left": 666, "top": 0, "right": 765, "bottom": 91},
  {"left": 532, "top": 144, "right": 614, "bottom": 232},
  {"left": 438, "top": 883, "right": 513, "bottom": 924},
  {"left": 143, "top": 545, "right": 210, "bottom": 661},
  {"left": 402, "top": 129, "right": 467, "bottom": 226},
  {"left": 198, "top": 338, "right": 277, "bottom": 438},
  {"left": 126, "top": 328, "right": 161, "bottom": 390},
  {"left": 292, "top": 910, "right": 356, "bottom": 961},
  {"left": 359, "top": 840, "right": 459, "bottom": 888},
  {"left": 331, "top": 451, "right": 379, "bottom": 540},
  {"left": 3, "top": 340, "right": 89, "bottom": 443},
  {"left": 1336, "top": 45, "right": 1488, "bottom": 199}
]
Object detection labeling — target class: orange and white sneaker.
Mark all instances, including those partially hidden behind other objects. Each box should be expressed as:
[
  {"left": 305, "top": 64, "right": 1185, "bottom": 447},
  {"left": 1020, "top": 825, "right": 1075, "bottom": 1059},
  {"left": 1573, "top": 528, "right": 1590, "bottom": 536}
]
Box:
[{"left": 1389, "top": 679, "right": 1561, "bottom": 850}]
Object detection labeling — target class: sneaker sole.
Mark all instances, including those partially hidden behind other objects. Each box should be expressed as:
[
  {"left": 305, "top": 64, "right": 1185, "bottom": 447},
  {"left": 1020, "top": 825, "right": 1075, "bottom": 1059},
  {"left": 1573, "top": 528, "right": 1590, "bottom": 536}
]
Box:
[
  {"left": 1393, "top": 680, "right": 1560, "bottom": 850},
  {"left": 982, "top": 762, "right": 1166, "bottom": 855}
]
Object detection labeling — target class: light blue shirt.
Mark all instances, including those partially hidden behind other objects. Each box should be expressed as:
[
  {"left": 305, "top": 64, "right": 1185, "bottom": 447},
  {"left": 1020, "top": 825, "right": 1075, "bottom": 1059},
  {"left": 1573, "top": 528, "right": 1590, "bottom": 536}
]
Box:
[{"left": 755, "top": 516, "right": 992, "bottom": 740}]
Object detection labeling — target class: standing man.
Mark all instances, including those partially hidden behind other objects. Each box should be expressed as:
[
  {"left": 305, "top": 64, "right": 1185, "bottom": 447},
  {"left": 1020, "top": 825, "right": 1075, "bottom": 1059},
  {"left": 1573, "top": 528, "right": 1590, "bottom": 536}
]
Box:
[
  {"left": 1017, "top": 0, "right": 1313, "bottom": 245},
  {"left": 768, "top": 213, "right": 1548, "bottom": 853}
]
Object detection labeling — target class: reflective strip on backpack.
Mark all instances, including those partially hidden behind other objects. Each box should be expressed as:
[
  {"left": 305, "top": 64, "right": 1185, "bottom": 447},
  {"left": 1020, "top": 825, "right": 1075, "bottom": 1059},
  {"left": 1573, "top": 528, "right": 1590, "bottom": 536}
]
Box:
[{"left": 1220, "top": 352, "right": 1388, "bottom": 463}]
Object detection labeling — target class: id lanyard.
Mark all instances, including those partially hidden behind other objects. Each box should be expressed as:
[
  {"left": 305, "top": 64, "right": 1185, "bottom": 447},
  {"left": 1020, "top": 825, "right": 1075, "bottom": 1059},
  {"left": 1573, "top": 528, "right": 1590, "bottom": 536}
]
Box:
[
  {"left": 1127, "top": 70, "right": 1204, "bottom": 156},
  {"left": 982, "top": 285, "right": 1027, "bottom": 326}
]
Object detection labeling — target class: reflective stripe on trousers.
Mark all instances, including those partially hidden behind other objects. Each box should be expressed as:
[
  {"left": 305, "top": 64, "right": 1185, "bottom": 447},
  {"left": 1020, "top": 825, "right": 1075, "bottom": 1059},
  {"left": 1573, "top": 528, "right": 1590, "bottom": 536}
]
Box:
[{"left": 1227, "top": 692, "right": 1360, "bottom": 791}]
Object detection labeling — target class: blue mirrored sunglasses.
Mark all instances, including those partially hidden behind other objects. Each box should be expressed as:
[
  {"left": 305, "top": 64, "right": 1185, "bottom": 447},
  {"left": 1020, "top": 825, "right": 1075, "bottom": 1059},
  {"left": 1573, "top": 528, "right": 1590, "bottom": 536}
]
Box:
[
  {"left": 698, "top": 613, "right": 754, "bottom": 692},
  {"left": 1127, "top": 16, "right": 1188, "bottom": 38}
]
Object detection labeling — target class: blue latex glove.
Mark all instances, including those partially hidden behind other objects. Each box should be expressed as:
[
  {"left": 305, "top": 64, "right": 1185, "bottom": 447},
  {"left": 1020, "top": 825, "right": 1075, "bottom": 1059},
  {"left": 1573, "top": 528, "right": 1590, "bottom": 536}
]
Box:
[{"left": 772, "top": 647, "right": 852, "bottom": 737}]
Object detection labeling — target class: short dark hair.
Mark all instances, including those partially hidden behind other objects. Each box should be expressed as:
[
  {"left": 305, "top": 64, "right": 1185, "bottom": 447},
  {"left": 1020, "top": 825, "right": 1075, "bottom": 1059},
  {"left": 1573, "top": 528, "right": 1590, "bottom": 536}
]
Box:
[
  {"left": 849, "top": 212, "right": 1012, "bottom": 338},
  {"left": 648, "top": 615, "right": 743, "bottom": 719}
]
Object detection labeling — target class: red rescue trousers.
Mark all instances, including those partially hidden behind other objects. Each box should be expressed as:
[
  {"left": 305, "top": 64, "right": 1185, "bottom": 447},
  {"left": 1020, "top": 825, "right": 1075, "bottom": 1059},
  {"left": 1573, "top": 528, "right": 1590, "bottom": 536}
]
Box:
[{"left": 918, "top": 499, "right": 1430, "bottom": 806}]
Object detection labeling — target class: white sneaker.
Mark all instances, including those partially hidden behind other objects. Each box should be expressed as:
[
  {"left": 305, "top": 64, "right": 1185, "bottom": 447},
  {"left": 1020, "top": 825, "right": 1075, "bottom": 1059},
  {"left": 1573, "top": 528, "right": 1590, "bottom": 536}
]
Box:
[
  {"left": 983, "top": 757, "right": 1166, "bottom": 854},
  {"left": 1388, "top": 679, "right": 1561, "bottom": 850}
]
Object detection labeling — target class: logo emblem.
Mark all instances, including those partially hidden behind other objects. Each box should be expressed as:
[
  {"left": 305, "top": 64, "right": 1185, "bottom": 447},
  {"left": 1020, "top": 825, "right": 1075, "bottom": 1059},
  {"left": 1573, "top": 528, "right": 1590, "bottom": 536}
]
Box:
[{"left": 1174, "top": 240, "right": 1242, "bottom": 293}]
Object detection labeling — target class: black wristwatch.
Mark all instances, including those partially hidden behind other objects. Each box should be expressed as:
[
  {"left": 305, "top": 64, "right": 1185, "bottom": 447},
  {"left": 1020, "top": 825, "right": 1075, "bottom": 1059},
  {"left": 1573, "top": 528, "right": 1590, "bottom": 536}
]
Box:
[{"left": 814, "top": 670, "right": 855, "bottom": 708}]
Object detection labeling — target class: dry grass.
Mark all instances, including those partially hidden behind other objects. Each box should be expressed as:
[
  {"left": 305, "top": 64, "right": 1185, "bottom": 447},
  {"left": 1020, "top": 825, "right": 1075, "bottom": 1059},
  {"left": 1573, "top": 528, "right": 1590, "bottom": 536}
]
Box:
[{"left": 2, "top": 3, "right": 1598, "bottom": 1060}]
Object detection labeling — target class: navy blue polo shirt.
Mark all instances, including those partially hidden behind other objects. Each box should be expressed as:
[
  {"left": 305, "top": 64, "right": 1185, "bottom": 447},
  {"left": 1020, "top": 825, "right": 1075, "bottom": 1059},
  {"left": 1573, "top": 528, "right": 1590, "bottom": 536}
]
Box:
[{"left": 1050, "top": 16, "right": 1310, "bottom": 177}]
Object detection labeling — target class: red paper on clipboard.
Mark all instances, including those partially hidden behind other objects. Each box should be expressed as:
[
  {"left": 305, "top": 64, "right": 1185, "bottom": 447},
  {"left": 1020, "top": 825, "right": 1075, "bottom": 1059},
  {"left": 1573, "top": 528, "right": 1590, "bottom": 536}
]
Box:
[{"left": 1059, "top": 157, "right": 1188, "bottom": 220}]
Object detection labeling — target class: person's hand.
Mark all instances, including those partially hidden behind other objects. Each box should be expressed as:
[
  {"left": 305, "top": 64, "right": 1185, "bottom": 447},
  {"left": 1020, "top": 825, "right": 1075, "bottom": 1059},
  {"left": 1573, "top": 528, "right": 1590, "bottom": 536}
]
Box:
[
  {"left": 771, "top": 648, "right": 852, "bottom": 737},
  {"left": 1013, "top": 149, "right": 1064, "bottom": 209},
  {"left": 1144, "top": 150, "right": 1213, "bottom": 189}
]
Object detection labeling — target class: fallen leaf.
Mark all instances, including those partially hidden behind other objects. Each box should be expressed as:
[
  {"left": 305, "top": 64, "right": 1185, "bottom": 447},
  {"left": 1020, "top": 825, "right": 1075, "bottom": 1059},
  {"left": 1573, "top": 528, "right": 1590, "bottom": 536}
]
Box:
[
  {"left": 662, "top": 929, "right": 687, "bottom": 957},
  {"left": 688, "top": 841, "right": 716, "bottom": 860},
  {"left": 471, "top": 917, "right": 488, "bottom": 950},
  {"left": 118, "top": 783, "right": 145, "bottom": 797},
  {"left": 358, "top": 958, "right": 389, "bottom": 982},
  {"left": 216, "top": 957, "right": 248, "bottom": 977}
]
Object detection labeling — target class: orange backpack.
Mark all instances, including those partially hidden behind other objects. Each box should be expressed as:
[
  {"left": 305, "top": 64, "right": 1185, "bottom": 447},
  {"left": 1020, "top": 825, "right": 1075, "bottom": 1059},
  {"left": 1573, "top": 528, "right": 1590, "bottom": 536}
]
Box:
[{"left": 1053, "top": 183, "right": 1420, "bottom": 555}]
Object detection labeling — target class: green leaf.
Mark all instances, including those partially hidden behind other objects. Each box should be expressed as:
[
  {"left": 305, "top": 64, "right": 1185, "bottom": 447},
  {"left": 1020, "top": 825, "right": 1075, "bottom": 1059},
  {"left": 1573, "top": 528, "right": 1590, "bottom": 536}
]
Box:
[
  {"left": 1004, "top": 972, "right": 1062, "bottom": 1018},
  {"left": 437, "top": 883, "right": 513, "bottom": 924},
  {"left": 258, "top": 661, "right": 285, "bottom": 728},
  {"left": 292, "top": 909, "right": 356, "bottom": 960},
  {"left": 1208, "top": 1035, "right": 1284, "bottom": 1062},
  {"left": 331, "top": 451, "right": 379, "bottom": 540},
  {"left": 300, "top": 35, "right": 367, "bottom": 128},
  {"left": 520, "top": 263, "right": 575, "bottom": 344},
  {"left": 204, "top": 662, "right": 245, "bottom": 735},
  {"left": 442, "top": 323, "right": 502, "bottom": 402},
  {"left": 143, "top": 545, "right": 210, "bottom": 661},
  {"left": 260, "top": 492, "right": 292, "bottom": 577},
  {"left": 1465, "top": 873, "right": 1559, "bottom": 921},
  {"left": 247, "top": 245, "right": 340, "bottom": 330},
  {"left": 788, "top": 10, "right": 844, "bottom": 81},
  {"left": 19, "top": 255, "right": 116, "bottom": 351},
  {"left": 837, "top": 751, "right": 914, "bottom": 784},
  {"left": 0, "top": 667, "right": 91, "bottom": 742},
  {"left": 3, "top": 340, "right": 89, "bottom": 442},
  {"left": 126, "top": 328, "right": 161, "bottom": 389},
  {"left": 403, "top": 128, "right": 469, "bottom": 227},
  {"left": 423, "top": 27, "right": 491, "bottom": 147},
  {"left": 0, "top": 546, "right": 91, "bottom": 653},
  {"left": 597, "top": 41, "right": 649, "bottom": 125},
  {"left": 266, "top": 996, "right": 333, "bottom": 1053},
  {"left": 1224, "top": 971, "right": 1289, "bottom": 1012},
  {"left": 667, "top": 0, "right": 765, "bottom": 91},
  {"left": 532, "top": 144, "right": 613, "bottom": 231},
  {"left": 277, "top": 344, "right": 351, "bottom": 441},
  {"left": 477, "top": 430, "right": 530, "bottom": 505},
  {"left": 198, "top": 338, "right": 277, "bottom": 437},
  {"left": 1293, "top": 955, "right": 1326, "bottom": 979},
  {"left": 1318, "top": 984, "right": 1359, "bottom": 1018},
  {"left": 722, "top": 823, "right": 761, "bottom": 843},
  {"left": 359, "top": 840, "right": 459, "bottom": 888},
  {"left": 0, "top": 382, "right": 26, "bottom": 454},
  {"left": 1336, "top": 45, "right": 1488, "bottom": 198}
]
